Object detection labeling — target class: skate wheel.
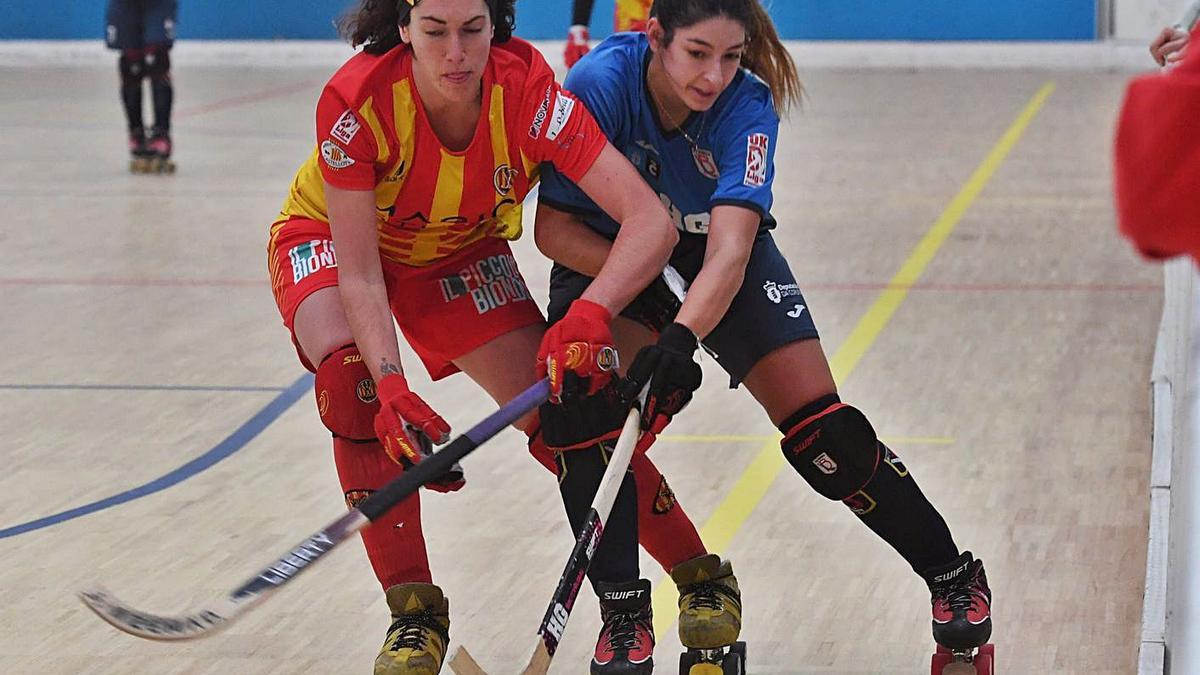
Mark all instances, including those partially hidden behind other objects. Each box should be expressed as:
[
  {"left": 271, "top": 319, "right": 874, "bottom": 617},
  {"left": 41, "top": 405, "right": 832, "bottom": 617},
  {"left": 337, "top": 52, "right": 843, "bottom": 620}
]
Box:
[
  {"left": 720, "top": 642, "right": 746, "bottom": 674},
  {"left": 973, "top": 644, "right": 994, "bottom": 675},
  {"left": 687, "top": 665, "right": 723, "bottom": 675}
]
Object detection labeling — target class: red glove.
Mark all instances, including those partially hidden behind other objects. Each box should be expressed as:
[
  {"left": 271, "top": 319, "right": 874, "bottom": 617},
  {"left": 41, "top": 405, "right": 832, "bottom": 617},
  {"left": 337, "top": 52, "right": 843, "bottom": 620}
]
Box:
[
  {"left": 565, "top": 24, "right": 590, "bottom": 68},
  {"left": 537, "top": 299, "right": 619, "bottom": 403},
  {"left": 373, "top": 374, "right": 451, "bottom": 466}
]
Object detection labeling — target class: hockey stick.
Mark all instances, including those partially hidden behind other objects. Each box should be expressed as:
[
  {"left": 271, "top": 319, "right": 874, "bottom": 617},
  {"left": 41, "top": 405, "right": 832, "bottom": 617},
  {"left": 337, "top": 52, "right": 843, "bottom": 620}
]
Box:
[
  {"left": 79, "top": 378, "right": 551, "bottom": 641},
  {"left": 451, "top": 398, "right": 644, "bottom": 675}
]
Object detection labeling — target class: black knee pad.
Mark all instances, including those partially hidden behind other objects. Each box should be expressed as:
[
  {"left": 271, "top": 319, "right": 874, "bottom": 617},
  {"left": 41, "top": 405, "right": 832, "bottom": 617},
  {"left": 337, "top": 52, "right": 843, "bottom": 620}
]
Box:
[
  {"left": 314, "top": 345, "right": 381, "bottom": 441},
  {"left": 144, "top": 46, "right": 171, "bottom": 82},
  {"left": 119, "top": 49, "right": 145, "bottom": 85},
  {"left": 779, "top": 395, "right": 881, "bottom": 501}
]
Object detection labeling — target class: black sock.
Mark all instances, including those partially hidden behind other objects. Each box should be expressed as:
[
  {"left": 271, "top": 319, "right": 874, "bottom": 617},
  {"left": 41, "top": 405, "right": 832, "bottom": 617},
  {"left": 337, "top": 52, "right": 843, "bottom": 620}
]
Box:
[
  {"left": 844, "top": 443, "right": 959, "bottom": 575},
  {"left": 571, "top": 0, "right": 596, "bottom": 26},
  {"left": 556, "top": 441, "right": 640, "bottom": 588},
  {"left": 150, "top": 77, "right": 172, "bottom": 134}
]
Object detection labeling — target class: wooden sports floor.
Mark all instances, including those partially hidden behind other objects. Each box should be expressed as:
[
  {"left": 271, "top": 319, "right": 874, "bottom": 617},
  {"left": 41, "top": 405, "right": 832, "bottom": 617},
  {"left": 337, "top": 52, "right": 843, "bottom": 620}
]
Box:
[{"left": 0, "top": 58, "right": 1159, "bottom": 674}]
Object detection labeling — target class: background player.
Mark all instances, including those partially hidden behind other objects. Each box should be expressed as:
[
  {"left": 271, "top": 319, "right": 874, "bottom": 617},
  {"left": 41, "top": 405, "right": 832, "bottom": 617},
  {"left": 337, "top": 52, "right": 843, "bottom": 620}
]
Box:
[
  {"left": 565, "top": 0, "right": 652, "bottom": 68},
  {"left": 535, "top": 0, "right": 993, "bottom": 671},
  {"left": 105, "top": 0, "right": 177, "bottom": 172},
  {"left": 267, "top": 0, "right": 731, "bottom": 672}
]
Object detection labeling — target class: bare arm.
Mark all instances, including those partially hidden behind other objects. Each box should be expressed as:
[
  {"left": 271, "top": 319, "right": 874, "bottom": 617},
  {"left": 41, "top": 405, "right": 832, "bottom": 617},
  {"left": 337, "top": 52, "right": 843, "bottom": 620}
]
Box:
[
  {"left": 324, "top": 183, "right": 405, "bottom": 382},
  {"left": 570, "top": 143, "right": 678, "bottom": 315},
  {"left": 533, "top": 203, "right": 612, "bottom": 277},
  {"left": 674, "top": 206, "right": 758, "bottom": 339}
]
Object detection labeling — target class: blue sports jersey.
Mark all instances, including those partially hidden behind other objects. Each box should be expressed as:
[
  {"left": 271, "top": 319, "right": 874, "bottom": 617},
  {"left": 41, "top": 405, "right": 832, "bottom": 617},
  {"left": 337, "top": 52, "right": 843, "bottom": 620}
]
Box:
[{"left": 538, "top": 33, "right": 779, "bottom": 243}]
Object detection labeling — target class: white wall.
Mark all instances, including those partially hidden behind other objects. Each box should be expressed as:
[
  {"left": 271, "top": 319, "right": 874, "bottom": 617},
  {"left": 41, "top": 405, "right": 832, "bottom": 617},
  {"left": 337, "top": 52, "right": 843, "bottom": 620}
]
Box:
[{"left": 1117, "top": 0, "right": 1194, "bottom": 39}]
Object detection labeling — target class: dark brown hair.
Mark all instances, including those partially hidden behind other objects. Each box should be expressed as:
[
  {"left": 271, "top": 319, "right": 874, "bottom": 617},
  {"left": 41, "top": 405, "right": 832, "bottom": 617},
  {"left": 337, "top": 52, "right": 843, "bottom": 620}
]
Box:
[
  {"left": 338, "top": 0, "right": 516, "bottom": 55},
  {"left": 650, "top": 0, "right": 801, "bottom": 115}
]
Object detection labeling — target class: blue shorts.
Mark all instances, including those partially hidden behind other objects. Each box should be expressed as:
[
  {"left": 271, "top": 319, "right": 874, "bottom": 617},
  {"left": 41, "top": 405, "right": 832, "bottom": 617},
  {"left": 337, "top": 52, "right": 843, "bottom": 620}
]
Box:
[
  {"left": 105, "top": 0, "right": 177, "bottom": 50},
  {"left": 547, "top": 231, "right": 820, "bottom": 387}
]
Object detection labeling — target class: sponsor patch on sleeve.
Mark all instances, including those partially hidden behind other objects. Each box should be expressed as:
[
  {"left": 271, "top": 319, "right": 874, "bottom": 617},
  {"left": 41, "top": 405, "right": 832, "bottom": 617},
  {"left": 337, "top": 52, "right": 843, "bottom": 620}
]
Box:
[
  {"left": 330, "top": 109, "right": 362, "bottom": 144},
  {"left": 743, "top": 132, "right": 770, "bottom": 187},
  {"left": 528, "top": 85, "right": 553, "bottom": 139},
  {"left": 546, "top": 92, "right": 576, "bottom": 142},
  {"left": 321, "top": 140, "right": 355, "bottom": 169}
]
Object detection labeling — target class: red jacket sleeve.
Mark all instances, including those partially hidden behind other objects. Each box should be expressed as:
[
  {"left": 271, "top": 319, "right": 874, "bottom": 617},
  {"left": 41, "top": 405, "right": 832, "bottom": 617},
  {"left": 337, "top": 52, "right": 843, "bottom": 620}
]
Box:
[
  {"left": 1114, "top": 27, "right": 1200, "bottom": 262},
  {"left": 517, "top": 52, "right": 608, "bottom": 183},
  {"left": 315, "top": 82, "right": 379, "bottom": 190}
]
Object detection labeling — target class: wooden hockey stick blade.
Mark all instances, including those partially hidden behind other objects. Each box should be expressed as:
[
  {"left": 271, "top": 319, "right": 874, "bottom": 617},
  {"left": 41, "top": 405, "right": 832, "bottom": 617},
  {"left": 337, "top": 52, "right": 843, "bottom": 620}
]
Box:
[
  {"left": 79, "top": 379, "right": 550, "bottom": 641},
  {"left": 449, "top": 646, "right": 489, "bottom": 675},
  {"left": 519, "top": 640, "right": 553, "bottom": 675}
]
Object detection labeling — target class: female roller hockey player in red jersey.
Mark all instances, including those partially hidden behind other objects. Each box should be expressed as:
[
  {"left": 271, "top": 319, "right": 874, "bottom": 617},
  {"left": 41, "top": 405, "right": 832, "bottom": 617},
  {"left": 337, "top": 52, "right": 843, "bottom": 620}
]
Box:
[
  {"left": 535, "top": 0, "right": 994, "bottom": 673},
  {"left": 266, "top": 0, "right": 729, "bottom": 672}
]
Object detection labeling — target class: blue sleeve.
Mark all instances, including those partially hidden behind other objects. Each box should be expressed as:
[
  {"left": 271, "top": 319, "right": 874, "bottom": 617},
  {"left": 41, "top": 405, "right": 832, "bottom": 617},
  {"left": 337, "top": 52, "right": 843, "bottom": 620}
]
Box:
[
  {"left": 710, "top": 80, "right": 778, "bottom": 218},
  {"left": 537, "top": 52, "right": 630, "bottom": 220}
]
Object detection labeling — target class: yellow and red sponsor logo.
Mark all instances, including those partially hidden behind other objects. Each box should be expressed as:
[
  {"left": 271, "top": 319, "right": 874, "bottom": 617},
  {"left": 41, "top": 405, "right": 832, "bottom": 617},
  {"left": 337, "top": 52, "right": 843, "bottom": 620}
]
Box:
[
  {"left": 356, "top": 378, "right": 377, "bottom": 404},
  {"left": 317, "top": 389, "right": 330, "bottom": 418},
  {"left": 344, "top": 489, "right": 373, "bottom": 509},
  {"left": 653, "top": 476, "right": 677, "bottom": 515}
]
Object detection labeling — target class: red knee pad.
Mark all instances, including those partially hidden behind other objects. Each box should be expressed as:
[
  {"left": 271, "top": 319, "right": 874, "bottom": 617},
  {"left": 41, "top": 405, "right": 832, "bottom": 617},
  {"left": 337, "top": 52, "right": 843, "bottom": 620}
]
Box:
[{"left": 314, "top": 344, "right": 380, "bottom": 441}]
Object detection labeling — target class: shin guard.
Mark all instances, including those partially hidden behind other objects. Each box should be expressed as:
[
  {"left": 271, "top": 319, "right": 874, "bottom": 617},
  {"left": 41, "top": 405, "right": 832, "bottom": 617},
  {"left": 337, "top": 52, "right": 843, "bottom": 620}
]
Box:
[{"left": 333, "top": 436, "right": 431, "bottom": 588}]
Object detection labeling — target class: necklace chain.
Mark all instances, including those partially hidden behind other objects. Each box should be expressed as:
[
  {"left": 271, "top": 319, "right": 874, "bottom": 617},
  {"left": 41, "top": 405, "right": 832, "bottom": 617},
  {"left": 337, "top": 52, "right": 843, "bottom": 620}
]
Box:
[{"left": 650, "top": 83, "right": 705, "bottom": 149}]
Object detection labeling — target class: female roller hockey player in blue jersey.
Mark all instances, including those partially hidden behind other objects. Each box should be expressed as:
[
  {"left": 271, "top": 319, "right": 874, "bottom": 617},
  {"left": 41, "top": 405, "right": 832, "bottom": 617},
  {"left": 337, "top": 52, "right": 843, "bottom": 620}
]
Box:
[{"left": 533, "top": 1, "right": 993, "bottom": 673}]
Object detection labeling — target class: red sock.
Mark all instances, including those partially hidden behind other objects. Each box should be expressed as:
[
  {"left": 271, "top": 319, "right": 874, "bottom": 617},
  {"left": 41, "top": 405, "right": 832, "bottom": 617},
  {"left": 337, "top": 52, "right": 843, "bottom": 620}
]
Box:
[
  {"left": 526, "top": 425, "right": 707, "bottom": 573},
  {"left": 333, "top": 436, "right": 431, "bottom": 588}
]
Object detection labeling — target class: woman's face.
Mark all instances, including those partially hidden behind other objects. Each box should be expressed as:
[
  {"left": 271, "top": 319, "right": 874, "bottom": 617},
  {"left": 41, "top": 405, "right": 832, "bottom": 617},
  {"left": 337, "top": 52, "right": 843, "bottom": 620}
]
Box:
[
  {"left": 649, "top": 15, "right": 746, "bottom": 112},
  {"left": 401, "top": 0, "right": 494, "bottom": 103}
]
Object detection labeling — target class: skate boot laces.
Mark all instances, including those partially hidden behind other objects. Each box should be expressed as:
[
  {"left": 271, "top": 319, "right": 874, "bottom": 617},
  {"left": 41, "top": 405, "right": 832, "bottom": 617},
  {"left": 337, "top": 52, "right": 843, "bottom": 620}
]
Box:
[
  {"left": 387, "top": 611, "right": 448, "bottom": 652},
  {"left": 603, "top": 610, "right": 651, "bottom": 652},
  {"left": 684, "top": 580, "right": 731, "bottom": 612}
]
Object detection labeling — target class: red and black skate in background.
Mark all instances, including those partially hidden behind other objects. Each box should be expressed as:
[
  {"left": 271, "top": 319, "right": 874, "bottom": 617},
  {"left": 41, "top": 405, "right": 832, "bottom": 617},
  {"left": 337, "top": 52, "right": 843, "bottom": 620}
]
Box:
[{"left": 924, "top": 551, "right": 993, "bottom": 675}]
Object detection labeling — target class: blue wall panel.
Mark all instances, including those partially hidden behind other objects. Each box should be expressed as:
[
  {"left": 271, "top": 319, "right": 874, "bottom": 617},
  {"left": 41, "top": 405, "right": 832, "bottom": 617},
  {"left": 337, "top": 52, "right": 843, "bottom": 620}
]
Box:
[{"left": 1, "top": 0, "right": 1096, "bottom": 41}]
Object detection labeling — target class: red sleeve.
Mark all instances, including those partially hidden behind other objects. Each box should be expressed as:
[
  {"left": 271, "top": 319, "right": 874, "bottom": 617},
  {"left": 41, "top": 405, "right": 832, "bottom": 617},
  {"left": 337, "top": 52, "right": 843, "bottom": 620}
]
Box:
[
  {"left": 517, "top": 54, "right": 607, "bottom": 183},
  {"left": 1114, "top": 39, "right": 1200, "bottom": 262},
  {"left": 315, "top": 80, "right": 379, "bottom": 190}
]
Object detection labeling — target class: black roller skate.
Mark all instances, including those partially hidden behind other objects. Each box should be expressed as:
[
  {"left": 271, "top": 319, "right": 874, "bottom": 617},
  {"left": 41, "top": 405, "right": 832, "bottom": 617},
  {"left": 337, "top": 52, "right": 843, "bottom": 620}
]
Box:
[
  {"left": 592, "top": 579, "right": 654, "bottom": 675},
  {"left": 672, "top": 554, "right": 746, "bottom": 674},
  {"left": 143, "top": 127, "right": 175, "bottom": 174},
  {"left": 127, "top": 127, "right": 155, "bottom": 173},
  {"left": 924, "top": 551, "right": 994, "bottom": 675}
]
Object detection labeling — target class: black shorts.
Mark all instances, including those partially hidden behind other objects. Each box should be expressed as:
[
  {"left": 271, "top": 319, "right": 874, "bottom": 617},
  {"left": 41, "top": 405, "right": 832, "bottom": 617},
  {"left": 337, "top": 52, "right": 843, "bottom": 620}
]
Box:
[
  {"left": 547, "top": 231, "right": 820, "bottom": 387},
  {"left": 105, "top": 0, "right": 177, "bottom": 50}
]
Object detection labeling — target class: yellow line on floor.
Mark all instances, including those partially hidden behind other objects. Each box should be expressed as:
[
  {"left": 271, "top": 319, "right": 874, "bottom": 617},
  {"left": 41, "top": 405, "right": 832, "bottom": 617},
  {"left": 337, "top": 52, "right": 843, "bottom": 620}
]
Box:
[{"left": 651, "top": 81, "right": 1056, "bottom": 640}]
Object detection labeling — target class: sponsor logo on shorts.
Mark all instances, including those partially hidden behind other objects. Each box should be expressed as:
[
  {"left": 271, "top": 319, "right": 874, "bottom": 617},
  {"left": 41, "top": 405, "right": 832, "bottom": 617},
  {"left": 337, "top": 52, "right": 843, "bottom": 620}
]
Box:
[
  {"left": 493, "top": 164, "right": 518, "bottom": 195},
  {"left": 762, "top": 280, "right": 801, "bottom": 304},
  {"left": 288, "top": 239, "right": 337, "bottom": 284},
  {"left": 787, "top": 304, "right": 807, "bottom": 319},
  {"left": 528, "top": 85, "right": 553, "bottom": 139},
  {"left": 692, "top": 146, "right": 719, "bottom": 180},
  {"left": 330, "top": 109, "right": 362, "bottom": 144},
  {"left": 744, "top": 132, "right": 769, "bottom": 187},
  {"left": 437, "top": 252, "right": 531, "bottom": 314},
  {"left": 321, "top": 140, "right": 355, "bottom": 169},
  {"left": 546, "top": 92, "right": 576, "bottom": 142}
]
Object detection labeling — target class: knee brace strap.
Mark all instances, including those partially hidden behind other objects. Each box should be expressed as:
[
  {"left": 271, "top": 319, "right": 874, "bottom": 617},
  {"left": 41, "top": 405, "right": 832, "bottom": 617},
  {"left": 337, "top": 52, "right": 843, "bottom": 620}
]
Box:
[
  {"left": 119, "top": 50, "right": 145, "bottom": 83},
  {"left": 314, "top": 344, "right": 380, "bottom": 441},
  {"left": 144, "top": 46, "right": 170, "bottom": 82},
  {"left": 780, "top": 395, "right": 880, "bottom": 501}
]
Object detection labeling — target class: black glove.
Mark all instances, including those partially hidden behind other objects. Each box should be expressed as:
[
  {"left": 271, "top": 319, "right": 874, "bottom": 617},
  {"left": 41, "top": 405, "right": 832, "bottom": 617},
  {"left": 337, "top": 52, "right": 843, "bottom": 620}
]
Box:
[
  {"left": 619, "top": 322, "right": 702, "bottom": 432},
  {"left": 622, "top": 275, "right": 683, "bottom": 331}
]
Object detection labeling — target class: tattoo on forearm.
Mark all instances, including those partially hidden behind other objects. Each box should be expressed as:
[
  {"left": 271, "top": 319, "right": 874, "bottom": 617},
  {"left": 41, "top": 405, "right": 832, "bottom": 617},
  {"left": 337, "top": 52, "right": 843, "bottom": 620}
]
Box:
[{"left": 380, "top": 360, "right": 401, "bottom": 377}]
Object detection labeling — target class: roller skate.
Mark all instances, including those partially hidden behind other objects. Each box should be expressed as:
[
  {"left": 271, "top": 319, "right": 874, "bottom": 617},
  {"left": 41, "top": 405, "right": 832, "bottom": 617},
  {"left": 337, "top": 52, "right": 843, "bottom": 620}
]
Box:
[
  {"left": 375, "top": 583, "right": 450, "bottom": 675},
  {"left": 924, "top": 551, "right": 994, "bottom": 675},
  {"left": 127, "top": 127, "right": 154, "bottom": 173},
  {"left": 672, "top": 554, "right": 746, "bottom": 674},
  {"left": 143, "top": 127, "right": 175, "bottom": 174},
  {"left": 592, "top": 579, "right": 654, "bottom": 675}
]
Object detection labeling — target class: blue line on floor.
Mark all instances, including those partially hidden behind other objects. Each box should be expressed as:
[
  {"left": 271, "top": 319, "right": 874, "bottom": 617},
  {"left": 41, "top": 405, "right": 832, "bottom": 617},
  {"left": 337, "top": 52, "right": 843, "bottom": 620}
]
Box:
[{"left": 0, "top": 373, "right": 313, "bottom": 539}]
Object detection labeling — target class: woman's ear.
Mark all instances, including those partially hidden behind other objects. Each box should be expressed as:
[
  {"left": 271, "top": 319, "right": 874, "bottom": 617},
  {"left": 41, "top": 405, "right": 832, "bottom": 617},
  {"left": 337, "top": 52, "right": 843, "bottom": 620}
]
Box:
[
  {"left": 646, "top": 18, "right": 665, "bottom": 52},
  {"left": 399, "top": 22, "right": 411, "bottom": 44}
]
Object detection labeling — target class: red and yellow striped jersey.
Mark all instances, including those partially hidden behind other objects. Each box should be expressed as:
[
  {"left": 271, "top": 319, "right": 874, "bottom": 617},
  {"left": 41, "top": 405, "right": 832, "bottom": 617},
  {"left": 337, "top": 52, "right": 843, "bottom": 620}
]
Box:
[
  {"left": 277, "top": 38, "right": 607, "bottom": 266},
  {"left": 614, "top": 0, "right": 652, "bottom": 32}
]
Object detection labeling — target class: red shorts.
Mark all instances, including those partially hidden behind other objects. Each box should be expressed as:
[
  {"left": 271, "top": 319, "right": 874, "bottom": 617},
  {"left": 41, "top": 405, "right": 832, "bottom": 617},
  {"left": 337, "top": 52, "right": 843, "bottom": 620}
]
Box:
[{"left": 268, "top": 216, "right": 544, "bottom": 378}]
